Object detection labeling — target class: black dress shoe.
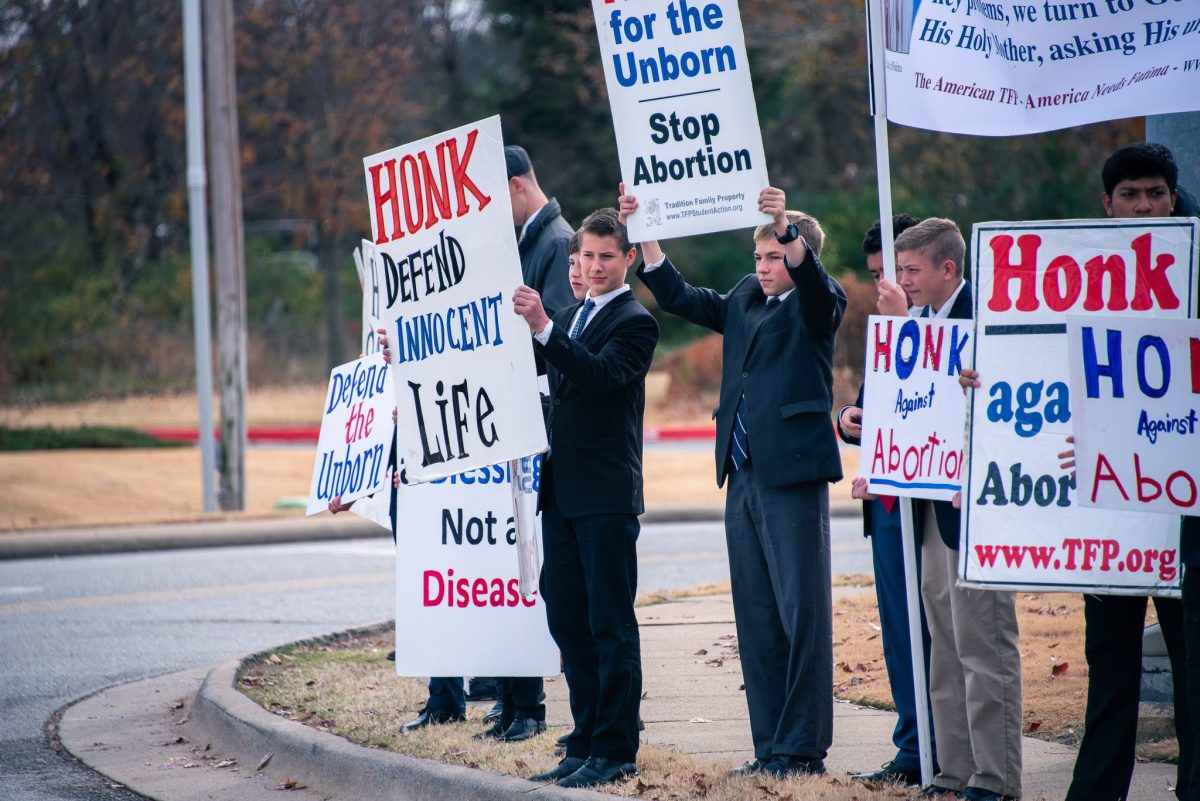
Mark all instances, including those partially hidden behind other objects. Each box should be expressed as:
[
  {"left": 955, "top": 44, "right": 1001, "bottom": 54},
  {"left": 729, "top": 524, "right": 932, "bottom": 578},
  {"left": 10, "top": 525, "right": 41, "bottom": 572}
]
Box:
[
  {"left": 473, "top": 719, "right": 505, "bottom": 740},
  {"left": 497, "top": 716, "right": 546, "bottom": 742},
  {"left": 555, "top": 731, "right": 571, "bottom": 747},
  {"left": 386, "top": 650, "right": 395, "bottom": 661},
  {"left": 851, "top": 760, "right": 921, "bottom": 785},
  {"left": 730, "top": 757, "right": 768, "bottom": 775},
  {"left": 482, "top": 699, "right": 504, "bottom": 723},
  {"left": 466, "top": 678, "right": 499, "bottom": 702},
  {"left": 761, "top": 754, "right": 826, "bottom": 778},
  {"left": 400, "top": 709, "right": 464, "bottom": 732},
  {"left": 557, "top": 756, "right": 638, "bottom": 788},
  {"left": 963, "top": 787, "right": 1017, "bottom": 800},
  {"left": 529, "top": 756, "right": 586, "bottom": 783}
]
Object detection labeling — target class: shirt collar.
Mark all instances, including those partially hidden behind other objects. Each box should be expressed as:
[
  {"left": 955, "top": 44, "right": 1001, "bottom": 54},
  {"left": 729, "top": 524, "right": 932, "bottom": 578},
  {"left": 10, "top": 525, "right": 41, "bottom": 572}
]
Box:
[
  {"left": 519, "top": 202, "right": 548, "bottom": 241},
  {"left": 585, "top": 284, "right": 631, "bottom": 311},
  {"left": 926, "top": 278, "right": 965, "bottom": 319}
]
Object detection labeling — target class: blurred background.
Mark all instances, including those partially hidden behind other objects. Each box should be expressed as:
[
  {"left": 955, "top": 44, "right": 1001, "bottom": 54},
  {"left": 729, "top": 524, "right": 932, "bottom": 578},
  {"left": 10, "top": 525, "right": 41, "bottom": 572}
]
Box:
[{"left": 0, "top": 0, "right": 1142, "bottom": 412}]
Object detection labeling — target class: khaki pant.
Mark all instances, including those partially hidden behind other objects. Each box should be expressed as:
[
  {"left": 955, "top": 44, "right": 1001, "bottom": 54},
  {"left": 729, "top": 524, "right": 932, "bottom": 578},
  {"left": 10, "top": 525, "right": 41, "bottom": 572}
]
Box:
[{"left": 921, "top": 506, "right": 1023, "bottom": 796}]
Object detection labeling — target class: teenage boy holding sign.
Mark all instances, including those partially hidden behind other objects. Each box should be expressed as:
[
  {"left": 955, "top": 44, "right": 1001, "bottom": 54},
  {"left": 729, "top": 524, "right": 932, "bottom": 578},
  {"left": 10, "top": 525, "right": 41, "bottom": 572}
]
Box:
[{"left": 620, "top": 184, "right": 846, "bottom": 779}]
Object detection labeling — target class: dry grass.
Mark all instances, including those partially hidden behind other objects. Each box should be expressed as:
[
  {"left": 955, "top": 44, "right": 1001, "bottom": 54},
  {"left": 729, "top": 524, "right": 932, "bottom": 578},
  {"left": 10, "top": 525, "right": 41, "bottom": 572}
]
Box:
[{"left": 240, "top": 630, "right": 915, "bottom": 801}]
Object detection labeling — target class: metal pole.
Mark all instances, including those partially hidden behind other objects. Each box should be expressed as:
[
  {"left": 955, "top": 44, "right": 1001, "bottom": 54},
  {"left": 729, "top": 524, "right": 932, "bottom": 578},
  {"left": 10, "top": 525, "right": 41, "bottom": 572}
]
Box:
[
  {"left": 183, "top": 0, "right": 217, "bottom": 513},
  {"left": 866, "top": 0, "right": 933, "bottom": 786}
]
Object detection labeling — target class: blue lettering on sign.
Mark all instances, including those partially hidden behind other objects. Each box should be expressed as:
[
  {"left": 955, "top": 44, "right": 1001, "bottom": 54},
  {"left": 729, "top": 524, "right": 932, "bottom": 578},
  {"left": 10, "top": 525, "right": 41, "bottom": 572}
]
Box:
[{"left": 986, "top": 380, "right": 1070, "bottom": 437}]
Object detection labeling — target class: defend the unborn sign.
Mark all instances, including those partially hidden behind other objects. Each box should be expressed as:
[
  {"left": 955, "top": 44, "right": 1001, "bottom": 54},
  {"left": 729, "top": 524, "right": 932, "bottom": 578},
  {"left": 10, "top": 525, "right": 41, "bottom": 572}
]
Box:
[{"left": 363, "top": 116, "right": 547, "bottom": 481}]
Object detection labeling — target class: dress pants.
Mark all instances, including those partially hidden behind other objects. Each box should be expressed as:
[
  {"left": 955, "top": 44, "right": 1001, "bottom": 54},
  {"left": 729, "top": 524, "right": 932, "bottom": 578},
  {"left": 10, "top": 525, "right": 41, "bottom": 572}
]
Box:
[
  {"left": 498, "top": 677, "right": 545, "bottom": 727},
  {"left": 869, "top": 498, "right": 936, "bottom": 771},
  {"left": 540, "top": 490, "right": 641, "bottom": 763},
  {"left": 920, "top": 507, "right": 1022, "bottom": 796},
  {"left": 425, "top": 677, "right": 465, "bottom": 717},
  {"left": 1065, "top": 592, "right": 1191, "bottom": 801},
  {"left": 725, "top": 462, "right": 832, "bottom": 760}
]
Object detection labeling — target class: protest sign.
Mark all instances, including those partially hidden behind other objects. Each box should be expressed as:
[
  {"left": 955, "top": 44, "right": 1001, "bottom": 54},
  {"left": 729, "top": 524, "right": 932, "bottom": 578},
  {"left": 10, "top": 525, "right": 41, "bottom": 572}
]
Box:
[
  {"left": 868, "top": 0, "right": 1200, "bottom": 136},
  {"left": 394, "top": 456, "right": 558, "bottom": 677},
  {"left": 861, "top": 315, "right": 970, "bottom": 501},
  {"left": 1068, "top": 314, "right": 1200, "bottom": 517},
  {"left": 592, "top": 0, "right": 770, "bottom": 241},
  {"left": 363, "top": 116, "right": 547, "bottom": 483},
  {"left": 962, "top": 218, "right": 1198, "bottom": 594},
  {"left": 307, "top": 353, "right": 396, "bottom": 515}
]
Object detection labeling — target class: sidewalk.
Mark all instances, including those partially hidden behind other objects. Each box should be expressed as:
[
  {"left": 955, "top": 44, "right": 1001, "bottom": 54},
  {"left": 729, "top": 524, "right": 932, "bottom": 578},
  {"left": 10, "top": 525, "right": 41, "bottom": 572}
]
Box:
[{"left": 57, "top": 592, "right": 1179, "bottom": 801}]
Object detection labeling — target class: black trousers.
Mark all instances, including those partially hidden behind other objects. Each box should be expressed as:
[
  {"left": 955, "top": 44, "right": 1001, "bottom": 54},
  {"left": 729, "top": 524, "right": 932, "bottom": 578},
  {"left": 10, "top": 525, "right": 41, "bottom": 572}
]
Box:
[
  {"left": 498, "top": 677, "right": 544, "bottom": 725},
  {"left": 725, "top": 464, "right": 833, "bottom": 761},
  {"left": 540, "top": 492, "right": 641, "bottom": 763},
  {"left": 1066, "top": 593, "right": 1191, "bottom": 801},
  {"left": 1183, "top": 568, "right": 1200, "bottom": 801}
]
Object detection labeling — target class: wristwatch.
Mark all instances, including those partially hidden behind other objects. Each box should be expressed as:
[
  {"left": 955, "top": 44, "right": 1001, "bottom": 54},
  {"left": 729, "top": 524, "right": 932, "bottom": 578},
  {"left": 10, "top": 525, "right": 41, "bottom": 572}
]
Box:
[{"left": 774, "top": 222, "right": 800, "bottom": 244}]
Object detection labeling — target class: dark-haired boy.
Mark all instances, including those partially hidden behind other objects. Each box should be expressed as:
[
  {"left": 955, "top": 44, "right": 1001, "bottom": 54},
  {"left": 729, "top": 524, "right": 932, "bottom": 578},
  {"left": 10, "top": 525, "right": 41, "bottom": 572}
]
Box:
[
  {"left": 513, "top": 208, "right": 658, "bottom": 788},
  {"left": 621, "top": 185, "right": 846, "bottom": 779}
]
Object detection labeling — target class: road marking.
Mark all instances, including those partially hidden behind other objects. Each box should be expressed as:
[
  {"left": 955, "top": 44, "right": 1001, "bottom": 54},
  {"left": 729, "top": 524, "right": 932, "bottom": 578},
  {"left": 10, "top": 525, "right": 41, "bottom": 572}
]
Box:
[{"left": 0, "top": 572, "right": 392, "bottom": 616}]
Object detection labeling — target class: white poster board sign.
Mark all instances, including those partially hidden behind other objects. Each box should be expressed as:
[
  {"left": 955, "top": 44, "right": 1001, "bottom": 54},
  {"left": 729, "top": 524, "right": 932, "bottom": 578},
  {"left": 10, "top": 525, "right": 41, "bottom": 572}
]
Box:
[
  {"left": 363, "top": 117, "right": 547, "bottom": 482},
  {"left": 1068, "top": 314, "right": 1200, "bottom": 517},
  {"left": 869, "top": 0, "right": 1200, "bottom": 136},
  {"left": 592, "top": 0, "right": 770, "bottom": 241},
  {"left": 307, "top": 353, "right": 396, "bottom": 515},
  {"left": 861, "top": 315, "right": 969, "bottom": 501},
  {"left": 394, "top": 456, "right": 559, "bottom": 676},
  {"left": 962, "top": 219, "right": 1198, "bottom": 594}
]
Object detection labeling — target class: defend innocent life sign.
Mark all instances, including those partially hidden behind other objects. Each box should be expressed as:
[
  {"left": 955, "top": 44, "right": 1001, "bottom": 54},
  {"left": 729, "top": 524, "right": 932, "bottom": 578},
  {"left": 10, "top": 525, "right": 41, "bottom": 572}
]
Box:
[
  {"left": 869, "top": 0, "right": 1200, "bottom": 136},
  {"left": 861, "top": 315, "right": 969, "bottom": 501},
  {"left": 394, "top": 456, "right": 559, "bottom": 677},
  {"left": 1067, "top": 315, "right": 1200, "bottom": 518},
  {"left": 307, "top": 353, "right": 396, "bottom": 515},
  {"left": 363, "top": 116, "right": 548, "bottom": 483},
  {"left": 962, "top": 218, "right": 1199, "bottom": 595},
  {"left": 592, "top": 0, "right": 770, "bottom": 241}
]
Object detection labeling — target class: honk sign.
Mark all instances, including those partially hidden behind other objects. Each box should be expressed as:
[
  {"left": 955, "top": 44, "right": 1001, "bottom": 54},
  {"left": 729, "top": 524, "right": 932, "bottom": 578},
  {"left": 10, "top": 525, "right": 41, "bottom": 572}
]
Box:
[
  {"left": 1068, "top": 314, "right": 1200, "bottom": 518},
  {"left": 860, "top": 315, "right": 969, "bottom": 502}
]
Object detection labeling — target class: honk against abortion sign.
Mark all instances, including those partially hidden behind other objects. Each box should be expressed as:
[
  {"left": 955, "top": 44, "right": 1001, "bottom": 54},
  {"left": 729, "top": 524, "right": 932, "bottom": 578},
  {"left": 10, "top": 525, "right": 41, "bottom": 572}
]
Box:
[
  {"left": 593, "top": 0, "right": 770, "bottom": 241},
  {"left": 861, "top": 316, "right": 969, "bottom": 501},
  {"left": 1068, "top": 315, "right": 1200, "bottom": 518},
  {"left": 307, "top": 353, "right": 395, "bottom": 515},
  {"left": 962, "top": 218, "right": 1198, "bottom": 594},
  {"left": 363, "top": 117, "right": 547, "bottom": 482}
]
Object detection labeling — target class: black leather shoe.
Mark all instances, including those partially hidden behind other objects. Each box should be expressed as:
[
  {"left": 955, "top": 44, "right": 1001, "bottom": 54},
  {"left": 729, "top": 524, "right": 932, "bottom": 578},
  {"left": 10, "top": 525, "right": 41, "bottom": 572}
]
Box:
[
  {"left": 482, "top": 699, "right": 504, "bottom": 723},
  {"left": 473, "top": 719, "right": 505, "bottom": 740},
  {"left": 555, "top": 731, "right": 570, "bottom": 747},
  {"left": 465, "top": 678, "right": 499, "bottom": 702},
  {"left": 557, "top": 756, "right": 638, "bottom": 788},
  {"left": 963, "top": 788, "right": 1017, "bottom": 800},
  {"left": 401, "top": 709, "right": 464, "bottom": 732},
  {"left": 761, "top": 755, "right": 826, "bottom": 778},
  {"left": 730, "top": 757, "right": 768, "bottom": 775},
  {"left": 497, "top": 716, "right": 546, "bottom": 742},
  {"left": 851, "top": 760, "right": 921, "bottom": 785},
  {"left": 386, "top": 650, "right": 395, "bottom": 661},
  {"left": 529, "top": 756, "right": 587, "bottom": 783}
]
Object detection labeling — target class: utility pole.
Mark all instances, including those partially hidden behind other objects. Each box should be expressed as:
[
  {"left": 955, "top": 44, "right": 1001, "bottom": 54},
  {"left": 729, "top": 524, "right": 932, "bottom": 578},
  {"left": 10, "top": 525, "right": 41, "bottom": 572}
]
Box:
[
  {"left": 182, "top": 0, "right": 218, "bottom": 513},
  {"left": 1147, "top": 113, "right": 1200, "bottom": 200},
  {"left": 204, "top": 0, "right": 247, "bottom": 510}
]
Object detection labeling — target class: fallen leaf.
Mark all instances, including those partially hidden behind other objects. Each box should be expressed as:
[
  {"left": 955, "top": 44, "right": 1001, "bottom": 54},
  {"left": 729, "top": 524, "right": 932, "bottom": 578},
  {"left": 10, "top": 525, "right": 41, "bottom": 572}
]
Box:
[
  {"left": 276, "top": 778, "right": 306, "bottom": 790},
  {"left": 689, "top": 717, "right": 712, "bottom": 724},
  {"left": 170, "top": 699, "right": 185, "bottom": 710},
  {"left": 267, "top": 654, "right": 282, "bottom": 665},
  {"left": 256, "top": 753, "right": 273, "bottom": 771},
  {"left": 213, "top": 759, "right": 236, "bottom": 769},
  {"left": 304, "top": 679, "right": 317, "bottom": 687},
  {"left": 705, "top": 657, "right": 724, "bottom": 667},
  {"left": 514, "top": 759, "right": 528, "bottom": 771},
  {"left": 1026, "top": 721, "right": 1041, "bottom": 733},
  {"left": 694, "top": 649, "right": 708, "bottom": 656},
  {"left": 161, "top": 736, "right": 187, "bottom": 746},
  {"left": 1051, "top": 662, "right": 1070, "bottom": 677}
]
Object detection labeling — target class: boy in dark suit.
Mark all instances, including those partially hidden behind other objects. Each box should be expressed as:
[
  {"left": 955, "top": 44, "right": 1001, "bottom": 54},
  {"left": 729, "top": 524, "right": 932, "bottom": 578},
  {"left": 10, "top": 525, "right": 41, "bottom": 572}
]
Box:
[
  {"left": 512, "top": 208, "right": 659, "bottom": 789},
  {"left": 620, "top": 185, "right": 846, "bottom": 778}
]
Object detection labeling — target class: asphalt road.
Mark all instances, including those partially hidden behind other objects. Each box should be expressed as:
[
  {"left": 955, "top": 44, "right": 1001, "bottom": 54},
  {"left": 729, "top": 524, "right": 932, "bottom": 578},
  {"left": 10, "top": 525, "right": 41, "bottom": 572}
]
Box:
[{"left": 0, "top": 516, "right": 868, "bottom": 800}]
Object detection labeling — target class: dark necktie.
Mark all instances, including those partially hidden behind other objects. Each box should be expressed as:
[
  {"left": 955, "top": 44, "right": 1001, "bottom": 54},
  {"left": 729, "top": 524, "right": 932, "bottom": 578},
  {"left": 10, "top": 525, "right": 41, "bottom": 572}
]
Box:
[
  {"left": 569, "top": 298, "right": 595, "bottom": 340},
  {"left": 731, "top": 296, "right": 781, "bottom": 471}
]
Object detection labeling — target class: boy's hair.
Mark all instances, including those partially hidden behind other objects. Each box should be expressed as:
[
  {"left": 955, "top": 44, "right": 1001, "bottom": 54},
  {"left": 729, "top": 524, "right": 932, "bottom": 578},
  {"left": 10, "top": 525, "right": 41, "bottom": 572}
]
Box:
[
  {"left": 568, "top": 229, "right": 582, "bottom": 256},
  {"left": 894, "top": 217, "right": 965, "bottom": 276},
  {"left": 579, "top": 207, "right": 631, "bottom": 253},
  {"left": 1102, "top": 143, "right": 1178, "bottom": 195},
  {"left": 862, "top": 214, "right": 921, "bottom": 256},
  {"left": 754, "top": 211, "right": 825, "bottom": 257}
]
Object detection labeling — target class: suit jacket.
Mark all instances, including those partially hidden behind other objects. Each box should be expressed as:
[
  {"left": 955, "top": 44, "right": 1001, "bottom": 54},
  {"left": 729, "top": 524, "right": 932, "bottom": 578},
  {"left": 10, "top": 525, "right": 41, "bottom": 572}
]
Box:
[
  {"left": 520, "top": 198, "right": 575, "bottom": 318},
  {"left": 536, "top": 290, "right": 659, "bottom": 518},
  {"left": 918, "top": 282, "right": 973, "bottom": 550},
  {"left": 638, "top": 248, "right": 846, "bottom": 489}
]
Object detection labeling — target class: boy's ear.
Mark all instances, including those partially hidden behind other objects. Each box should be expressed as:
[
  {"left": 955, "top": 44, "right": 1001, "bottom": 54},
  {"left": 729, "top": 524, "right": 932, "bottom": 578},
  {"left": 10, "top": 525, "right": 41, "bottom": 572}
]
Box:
[{"left": 624, "top": 247, "right": 638, "bottom": 267}]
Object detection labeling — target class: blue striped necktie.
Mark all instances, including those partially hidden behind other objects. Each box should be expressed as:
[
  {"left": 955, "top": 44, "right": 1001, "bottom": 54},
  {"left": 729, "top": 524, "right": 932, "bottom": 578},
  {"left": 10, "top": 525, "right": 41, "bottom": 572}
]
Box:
[
  {"left": 569, "top": 298, "right": 595, "bottom": 340},
  {"left": 731, "top": 296, "right": 780, "bottom": 470}
]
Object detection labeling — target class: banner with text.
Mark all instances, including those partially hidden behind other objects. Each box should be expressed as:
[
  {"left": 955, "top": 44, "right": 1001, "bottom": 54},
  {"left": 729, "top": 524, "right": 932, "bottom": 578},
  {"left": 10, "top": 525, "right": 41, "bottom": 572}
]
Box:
[
  {"left": 1068, "top": 314, "right": 1200, "bottom": 517},
  {"left": 869, "top": 0, "right": 1200, "bottom": 136},
  {"left": 363, "top": 117, "right": 547, "bottom": 482},
  {"left": 862, "top": 315, "right": 969, "bottom": 501},
  {"left": 394, "top": 457, "right": 559, "bottom": 677},
  {"left": 346, "top": 240, "right": 396, "bottom": 531},
  {"left": 962, "top": 219, "right": 1198, "bottom": 594},
  {"left": 593, "top": 0, "right": 771, "bottom": 241},
  {"left": 307, "top": 353, "right": 396, "bottom": 515}
]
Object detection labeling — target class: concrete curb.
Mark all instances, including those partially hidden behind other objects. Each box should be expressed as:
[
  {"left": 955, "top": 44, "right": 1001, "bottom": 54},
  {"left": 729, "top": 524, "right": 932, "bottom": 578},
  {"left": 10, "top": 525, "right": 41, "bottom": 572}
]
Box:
[
  {"left": 189, "top": 650, "right": 618, "bottom": 801},
  {"left": 1, "top": 503, "right": 862, "bottom": 560}
]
